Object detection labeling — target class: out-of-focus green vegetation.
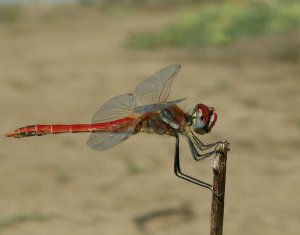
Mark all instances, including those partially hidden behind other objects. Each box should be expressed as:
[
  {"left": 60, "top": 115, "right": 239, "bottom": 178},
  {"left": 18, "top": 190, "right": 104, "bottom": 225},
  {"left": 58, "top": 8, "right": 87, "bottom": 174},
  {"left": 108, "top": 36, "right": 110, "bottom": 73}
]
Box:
[
  {"left": 0, "top": 5, "right": 22, "bottom": 23},
  {"left": 123, "top": 157, "right": 142, "bottom": 175},
  {"left": 78, "top": 0, "right": 206, "bottom": 6},
  {"left": 0, "top": 212, "right": 48, "bottom": 231},
  {"left": 127, "top": 0, "right": 300, "bottom": 48},
  {"left": 292, "top": 114, "right": 300, "bottom": 128}
]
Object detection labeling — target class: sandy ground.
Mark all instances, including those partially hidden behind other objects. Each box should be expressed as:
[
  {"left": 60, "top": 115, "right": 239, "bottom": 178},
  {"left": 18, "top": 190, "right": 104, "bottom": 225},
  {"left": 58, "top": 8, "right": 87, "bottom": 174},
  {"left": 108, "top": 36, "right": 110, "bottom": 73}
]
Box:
[{"left": 1, "top": 5, "right": 300, "bottom": 235}]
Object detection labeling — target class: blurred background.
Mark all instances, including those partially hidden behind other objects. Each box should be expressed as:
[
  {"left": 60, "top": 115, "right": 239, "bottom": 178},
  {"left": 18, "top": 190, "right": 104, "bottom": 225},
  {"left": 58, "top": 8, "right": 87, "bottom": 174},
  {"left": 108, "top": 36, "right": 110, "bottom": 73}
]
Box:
[{"left": 1, "top": 0, "right": 299, "bottom": 234}]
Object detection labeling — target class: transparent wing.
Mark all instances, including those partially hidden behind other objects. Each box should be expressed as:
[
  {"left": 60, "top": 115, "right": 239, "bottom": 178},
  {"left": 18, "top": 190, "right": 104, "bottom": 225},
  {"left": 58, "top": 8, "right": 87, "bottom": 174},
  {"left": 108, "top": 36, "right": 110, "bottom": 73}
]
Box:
[
  {"left": 87, "top": 93, "right": 138, "bottom": 151},
  {"left": 87, "top": 130, "right": 133, "bottom": 151},
  {"left": 87, "top": 65, "right": 181, "bottom": 151},
  {"left": 92, "top": 93, "right": 137, "bottom": 123},
  {"left": 134, "top": 64, "right": 181, "bottom": 105},
  {"left": 132, "top": 98, "right": 187, "bottom": 114}
]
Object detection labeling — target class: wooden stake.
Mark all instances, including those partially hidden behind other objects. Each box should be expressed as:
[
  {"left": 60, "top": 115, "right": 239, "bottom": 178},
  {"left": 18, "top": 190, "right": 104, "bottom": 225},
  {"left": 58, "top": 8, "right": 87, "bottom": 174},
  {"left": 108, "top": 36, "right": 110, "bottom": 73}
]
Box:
[{"left": 210, "top": 143, "right": 229, "bottom": 235}]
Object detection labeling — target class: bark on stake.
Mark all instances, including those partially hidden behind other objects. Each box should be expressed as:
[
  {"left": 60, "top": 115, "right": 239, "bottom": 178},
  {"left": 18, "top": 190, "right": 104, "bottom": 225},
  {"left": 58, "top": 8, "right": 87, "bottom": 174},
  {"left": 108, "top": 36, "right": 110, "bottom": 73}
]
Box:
[{"left": 210, "top": 142, "right": 229, "bottom": 235}]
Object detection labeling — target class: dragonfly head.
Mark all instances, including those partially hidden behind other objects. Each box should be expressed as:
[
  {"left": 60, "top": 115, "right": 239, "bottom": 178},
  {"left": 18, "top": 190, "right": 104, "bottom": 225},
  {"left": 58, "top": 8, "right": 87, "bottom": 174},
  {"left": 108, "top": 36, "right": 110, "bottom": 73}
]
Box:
[{"left": 191, "top": 104, "right": 217, "bottom": 135}]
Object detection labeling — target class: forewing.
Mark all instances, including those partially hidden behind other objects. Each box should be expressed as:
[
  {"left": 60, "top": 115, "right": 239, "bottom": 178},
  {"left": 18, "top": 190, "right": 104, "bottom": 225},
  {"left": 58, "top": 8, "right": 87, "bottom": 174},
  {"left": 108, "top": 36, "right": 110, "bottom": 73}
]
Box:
[
  {"left": 134, "top": 64, "right": 181, "bottom": 105},
  {"left": 87, "top": 93, "right": 138, "bottom": 151},
  {"left": 132, "top": 98, "right": 187, "bottom": 114},
  {"left": 92, "top": 93, "right": 137, "bottom": 123}
]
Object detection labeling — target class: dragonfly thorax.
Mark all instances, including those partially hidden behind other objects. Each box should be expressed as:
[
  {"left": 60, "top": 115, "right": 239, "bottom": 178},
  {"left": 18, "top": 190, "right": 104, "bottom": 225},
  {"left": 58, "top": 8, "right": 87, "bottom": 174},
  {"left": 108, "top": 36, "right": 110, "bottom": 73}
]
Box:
[
  {"left": 191, "top": 104, "right": 217, "bottom": 135},
  {"left": 159, "top": 110, "right": 181, "bottom": 130}
]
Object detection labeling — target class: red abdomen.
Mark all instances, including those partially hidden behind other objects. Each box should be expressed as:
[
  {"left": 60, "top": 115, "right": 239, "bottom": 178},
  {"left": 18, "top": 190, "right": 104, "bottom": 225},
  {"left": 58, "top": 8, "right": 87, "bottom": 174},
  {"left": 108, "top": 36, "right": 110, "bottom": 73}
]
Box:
[{"left": 5, "top": 117, "right": 136, "bottom": 138}]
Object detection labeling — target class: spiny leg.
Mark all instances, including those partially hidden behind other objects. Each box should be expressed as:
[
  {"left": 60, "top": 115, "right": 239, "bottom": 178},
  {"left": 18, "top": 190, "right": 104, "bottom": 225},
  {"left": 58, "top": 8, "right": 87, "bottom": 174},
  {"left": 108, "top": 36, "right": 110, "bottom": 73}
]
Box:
[
  {"left": 187, "top": 137, "right": 217, "bottom": 161},
  {"left": 174, "top": 135, "right": 213, "bottom": 191},
  {"left": 190, "top": 131, "right": 223, "bottom": 151}
]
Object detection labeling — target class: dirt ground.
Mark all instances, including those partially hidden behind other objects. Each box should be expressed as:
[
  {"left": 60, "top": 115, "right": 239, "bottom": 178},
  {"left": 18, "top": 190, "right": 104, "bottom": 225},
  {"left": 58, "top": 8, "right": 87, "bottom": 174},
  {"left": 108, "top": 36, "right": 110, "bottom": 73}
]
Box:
[{"left": 1, "top": 5, "right": 300, "bottom": 235}]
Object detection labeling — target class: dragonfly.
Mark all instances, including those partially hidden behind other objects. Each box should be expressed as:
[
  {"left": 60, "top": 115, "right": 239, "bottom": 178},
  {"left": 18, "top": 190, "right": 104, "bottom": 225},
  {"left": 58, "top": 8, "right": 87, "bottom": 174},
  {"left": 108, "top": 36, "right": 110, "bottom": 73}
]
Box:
[{"left": 5, "top": 64, "right": 228, "bottom": 192}]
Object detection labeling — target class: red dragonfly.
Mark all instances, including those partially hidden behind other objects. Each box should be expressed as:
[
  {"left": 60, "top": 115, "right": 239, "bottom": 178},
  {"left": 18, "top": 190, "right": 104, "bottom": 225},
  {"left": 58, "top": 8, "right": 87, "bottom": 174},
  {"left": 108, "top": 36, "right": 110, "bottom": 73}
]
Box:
[{"left": 6, "top": 64, "right": 228, "bottom": 191}]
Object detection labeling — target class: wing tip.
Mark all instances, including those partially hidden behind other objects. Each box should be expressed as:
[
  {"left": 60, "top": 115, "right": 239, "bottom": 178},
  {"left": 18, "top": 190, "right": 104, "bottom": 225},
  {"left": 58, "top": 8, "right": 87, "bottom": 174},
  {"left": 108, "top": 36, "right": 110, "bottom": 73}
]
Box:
[{"left": 170, "top": 64, "right": 181, "bottom": 70}]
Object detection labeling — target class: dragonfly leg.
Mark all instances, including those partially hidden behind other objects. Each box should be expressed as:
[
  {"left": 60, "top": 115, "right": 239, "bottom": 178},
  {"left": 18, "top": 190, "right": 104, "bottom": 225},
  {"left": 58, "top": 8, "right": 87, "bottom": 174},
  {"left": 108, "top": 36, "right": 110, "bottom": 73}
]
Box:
[
  {"left": 175, "top": 135, "right": 224, "bottom": 197},
  {"left": 189, "top": 132, "right": 230, "bottom": 156},
  {"left": 187, "top": 137, "right": 217, "bottom": 161},
  {"left": 191, "top": 132, "right": 224, "bottom": 151},
  {"left": 174, "top": 135, "right": 213, "bottom": 191}
]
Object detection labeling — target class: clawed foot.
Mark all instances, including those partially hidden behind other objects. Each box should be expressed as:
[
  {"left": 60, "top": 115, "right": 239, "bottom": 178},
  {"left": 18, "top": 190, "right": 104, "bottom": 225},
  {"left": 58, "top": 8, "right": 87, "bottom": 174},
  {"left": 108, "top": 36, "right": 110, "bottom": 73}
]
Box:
[
  {"left": 215, "top": 140, "right": 230, "bottom": 153},
  {"left": 211, "top": 188, "right": 224, "bottom": 198}
]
